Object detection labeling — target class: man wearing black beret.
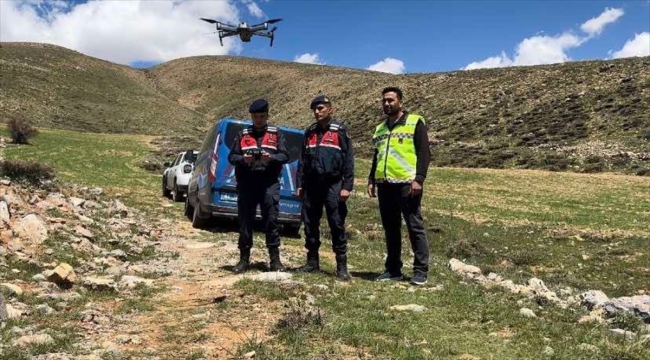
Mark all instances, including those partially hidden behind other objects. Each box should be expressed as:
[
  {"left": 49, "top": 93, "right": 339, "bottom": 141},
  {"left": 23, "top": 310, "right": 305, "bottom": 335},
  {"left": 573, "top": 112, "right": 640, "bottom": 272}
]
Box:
[
  {"left": 295, "top": 95, "right": 355, "bottom": 281},
  {"left": 228, "top": 99, "right": 289, "bottom": 273}
]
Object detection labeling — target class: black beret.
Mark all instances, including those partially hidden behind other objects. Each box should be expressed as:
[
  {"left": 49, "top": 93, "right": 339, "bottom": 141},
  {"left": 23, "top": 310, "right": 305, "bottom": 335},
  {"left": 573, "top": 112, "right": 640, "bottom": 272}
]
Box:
[
  {"left": 310, "top": 94, "right": 331, "bottom": 109},
  {"left": 249, "top": 98, "right": 269, "bottom": 113}
]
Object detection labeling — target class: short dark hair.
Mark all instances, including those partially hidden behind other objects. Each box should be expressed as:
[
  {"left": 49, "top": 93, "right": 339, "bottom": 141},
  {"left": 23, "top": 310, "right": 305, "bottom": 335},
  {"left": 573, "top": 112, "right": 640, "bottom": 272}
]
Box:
[{"left": 382, "top": 87, "right": 403, "bottom": 100}]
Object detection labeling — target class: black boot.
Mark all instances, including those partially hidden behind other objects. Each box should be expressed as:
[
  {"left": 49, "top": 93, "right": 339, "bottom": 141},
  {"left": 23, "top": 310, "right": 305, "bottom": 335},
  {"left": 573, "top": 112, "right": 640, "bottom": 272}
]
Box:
[
  {"left": 296, "top": 251, "right": 319, "bottom": 272},
  {"left": 335, "top": 254, "right": 351, "bottom": 281},
  {"left": 269, "top": 248, "right": 286, "bottom": 272},
  {"left": 233, "top": 249, "right": 250, "bottom": 274}
]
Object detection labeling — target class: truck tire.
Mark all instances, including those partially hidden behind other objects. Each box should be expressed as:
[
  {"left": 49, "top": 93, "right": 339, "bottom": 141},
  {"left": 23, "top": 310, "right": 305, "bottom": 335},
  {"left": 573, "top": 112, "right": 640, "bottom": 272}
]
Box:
[
  {"left": 192, "top": 203, "right": 210, "bottom": 229},
  {"left": 172, "top": 180, "right": 183, "bottom": 202},
  {"left": 162, "top": 177, "right": 170, "bottom": 197}
]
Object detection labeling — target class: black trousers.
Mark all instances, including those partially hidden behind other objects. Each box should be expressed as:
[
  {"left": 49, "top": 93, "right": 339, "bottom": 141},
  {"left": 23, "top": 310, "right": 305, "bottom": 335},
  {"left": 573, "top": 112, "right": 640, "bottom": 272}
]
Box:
[
  {"left": 302, "top": 180, "right": 348, "bottom": 255},
  {"left": 237, "top": 182, "right": 281, "bottom": 251},
  {"left": 377, "top": 183, "right": 429, "bottom": 276}
]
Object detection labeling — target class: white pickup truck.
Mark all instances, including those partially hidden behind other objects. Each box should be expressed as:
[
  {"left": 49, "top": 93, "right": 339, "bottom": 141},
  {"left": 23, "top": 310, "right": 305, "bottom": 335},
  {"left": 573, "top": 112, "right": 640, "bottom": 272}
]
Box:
[{"left": 162, "top": 150, "right": 198, "bottom": 202}]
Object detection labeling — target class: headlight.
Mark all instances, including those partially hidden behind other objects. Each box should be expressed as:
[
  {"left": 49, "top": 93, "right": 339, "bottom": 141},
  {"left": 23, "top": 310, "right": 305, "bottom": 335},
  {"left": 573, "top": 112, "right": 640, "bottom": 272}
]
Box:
[{"left": 183, "top": 164, "right": 192, "bottom": 173}]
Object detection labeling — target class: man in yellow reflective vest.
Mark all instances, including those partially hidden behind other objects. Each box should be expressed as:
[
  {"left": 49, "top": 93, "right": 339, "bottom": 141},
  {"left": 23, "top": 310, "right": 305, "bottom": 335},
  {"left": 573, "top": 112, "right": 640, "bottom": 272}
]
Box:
[{"left": 367, "top": 87, "right": 431, "bottom": 286}]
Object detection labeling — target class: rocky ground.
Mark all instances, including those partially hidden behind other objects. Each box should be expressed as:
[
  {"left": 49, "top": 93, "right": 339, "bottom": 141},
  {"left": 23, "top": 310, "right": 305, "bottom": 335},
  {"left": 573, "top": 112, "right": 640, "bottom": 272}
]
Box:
[
  {"left": 0, "top": 179, "right": 319, "bottom": 359},
  {"left": 1, "top": 177, "right": 649, "bottom": 359}
]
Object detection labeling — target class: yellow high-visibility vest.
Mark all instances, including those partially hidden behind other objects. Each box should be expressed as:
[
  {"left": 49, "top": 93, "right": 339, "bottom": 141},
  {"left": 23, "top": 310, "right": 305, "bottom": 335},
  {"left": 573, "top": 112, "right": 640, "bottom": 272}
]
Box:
[{"left": 372, "top": 114, "right": 424, "bottom": 183}]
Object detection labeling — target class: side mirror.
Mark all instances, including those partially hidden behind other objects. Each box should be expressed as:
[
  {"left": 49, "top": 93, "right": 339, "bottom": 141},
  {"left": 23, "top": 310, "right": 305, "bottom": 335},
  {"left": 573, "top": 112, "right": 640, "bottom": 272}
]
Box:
[{"left": 163, "top": 162, "right": 171, "bottom": 168}]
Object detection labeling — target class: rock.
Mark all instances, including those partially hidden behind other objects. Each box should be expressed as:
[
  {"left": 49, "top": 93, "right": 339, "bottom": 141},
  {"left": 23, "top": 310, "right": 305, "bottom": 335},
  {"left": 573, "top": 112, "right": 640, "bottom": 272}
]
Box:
[
  {"left": 247, "top": 272, "right": 293, "bottom": 282},
  {"left": 543, "top": 346, "right": 554, "bottom": 356},
  {"left": 244, "top": 351, "right": 256, "bottom": 358},
  {"left": 108, "top": 200, "right": 129, "bottom": 217},
  {"left": 36, "top": 304, "right": 55, "bottom": 315},
  {"left": 0, "top": 294, "right": 8, "bottom": 321},
  {"left": 69, "top": 197, "right": 86, "bottom": 208},
  {"left": 0, "top": 201, "right": 10, "bottom": 225},
  {"left": 82, "top": 276, "right": 116, "bottom": 291},
  {"left": 77, "top": 214, "right": 94, "bottom": 224},
  {"left": 389, "top": 304, "right": 428, "bottom": 313},
  {"left": 13, "top": 333, "right": 54, "bottom": 347},
  {"left": 578, "top": 308, "right": 605, "bottom": 324},
  {"left": 580, "top": 290, "right": 609, "bottom": 310},
  {"left": 313, "top": 284, "right": 329, "bottom": 292},
  {"left": 6, "top": 239, "right": 24, "bottom": 253},
  {"left": 32, "top": 274, "right": 47, "bottom": 282},
  {"left": 119, "top": 275, "right": 153, "bottom": 289},
  {"left": 47, "top": 263, "right": 76, "bottom": 286},
  {"left": 448, "top": 258, "right": 482, "bottom": 275},
  {"left": 604, "top": 295, "right": 650, "bottom": 321},
  {"left": 74, "top": 225, "right": 94, "bottom": 239},
  {"left": 0, "top": 283, "right": 24, "bottom": 297},
  {"left": 608, "top": 328, "right": 636, "bottom": 340},
  {"left": 185, "top": 242, "right": 216, "bottom": 249},
  {"left": 1, "top": 179, "right": 11, "bottom": 186},
  {"left": 109, "top": 249, "right": 127, "bottom": 259},
  {"left": 577, "top": 343, "right": 600, "bottom": 353},
  {"left": 520, "top": 308, "right": 537, "bottom": 318},
  {"left": 37, "top": 291, "right": 82, "bottom": 302},
  {"left": 15, "top": 214, "right": 48, "bottom": 244}
]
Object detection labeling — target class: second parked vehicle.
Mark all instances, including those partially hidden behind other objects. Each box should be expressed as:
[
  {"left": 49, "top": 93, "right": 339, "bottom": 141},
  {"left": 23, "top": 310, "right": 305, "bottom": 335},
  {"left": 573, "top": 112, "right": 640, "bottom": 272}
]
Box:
[{"left": 162, "top": 150, "right": 199, "bottom": 202}]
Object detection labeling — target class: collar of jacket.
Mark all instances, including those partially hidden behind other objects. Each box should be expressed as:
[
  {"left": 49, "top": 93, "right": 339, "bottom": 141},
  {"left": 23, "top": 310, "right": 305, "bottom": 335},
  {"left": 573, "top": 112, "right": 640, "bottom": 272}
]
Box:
[{"left": 384, "top": 111, "right": 408, "bottom": 128}]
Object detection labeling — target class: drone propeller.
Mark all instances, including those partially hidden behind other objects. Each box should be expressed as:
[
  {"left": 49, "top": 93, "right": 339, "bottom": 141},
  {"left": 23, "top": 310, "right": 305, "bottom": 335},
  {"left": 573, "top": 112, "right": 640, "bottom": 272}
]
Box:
[
  {"left": 269, "top": 26, "right": 277, "bottom": 33},
  {"left": 266, "top": 18, "right": 282, "bottom": 24},
  {"left": 200, "top": 18, "right": 217, "bottom": 24}
]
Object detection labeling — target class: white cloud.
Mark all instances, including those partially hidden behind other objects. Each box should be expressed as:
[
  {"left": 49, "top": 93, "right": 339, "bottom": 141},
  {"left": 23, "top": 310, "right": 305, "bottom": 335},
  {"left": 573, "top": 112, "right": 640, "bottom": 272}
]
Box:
[
  {"left": 463, "top": 7, "right": 622, "bottom": 70},
  {"left": 242, "top": 0, "right": 264, "bottom": 19},
  {"left": 464, "top": 51, "right": 513, "bottom": 70},
  {"left": 611, "top": 32, "right": 650, "bottom": 58},
  {"left": 367, "top": 58, "right": 405, "bottom": 74},
  {"left": 293, "top": 53, "right": 325, "bottom": 65},
  {"left": 580, "top": 7, "right": 624, "bottom": 37},
  {"left": 0, "top": 0, "right": 243, "bottom": 65}
]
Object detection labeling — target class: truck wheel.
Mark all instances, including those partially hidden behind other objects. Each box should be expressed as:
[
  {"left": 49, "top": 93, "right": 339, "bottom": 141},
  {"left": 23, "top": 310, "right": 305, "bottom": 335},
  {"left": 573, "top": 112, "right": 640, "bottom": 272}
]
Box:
[
  {"left": 184, "top": 195, "right": 194, "bottom": 220},
  {"left": 285, "top": 224, "right": 302, "bottom": 238},
  {"left": 192, "top": 203, "right": 209, "bottom": 229},
  {"left": 172, "top": 180, "right": 183, "bottom": 202},
  {"left": 162, "top": 177, "right": 170, "bottom": 197}
]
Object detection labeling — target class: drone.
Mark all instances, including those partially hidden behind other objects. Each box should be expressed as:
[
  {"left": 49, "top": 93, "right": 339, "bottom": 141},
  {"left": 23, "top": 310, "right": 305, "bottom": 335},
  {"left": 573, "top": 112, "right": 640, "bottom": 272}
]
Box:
[{"left": 200, "top": 18, "right": 282, "bottom": 47}]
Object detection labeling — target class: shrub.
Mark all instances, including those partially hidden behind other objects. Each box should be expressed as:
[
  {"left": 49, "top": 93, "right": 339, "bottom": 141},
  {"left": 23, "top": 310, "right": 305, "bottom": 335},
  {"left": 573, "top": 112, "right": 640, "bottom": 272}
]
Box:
[
  {"left": 7, "top": 118, "right": 39, "bottom": 144},
  {"left": 0, "top": 160, "right": 55, "bottom": 184},
  {"left": 446, "top": 239, "right": 487, "bottom": 259}
]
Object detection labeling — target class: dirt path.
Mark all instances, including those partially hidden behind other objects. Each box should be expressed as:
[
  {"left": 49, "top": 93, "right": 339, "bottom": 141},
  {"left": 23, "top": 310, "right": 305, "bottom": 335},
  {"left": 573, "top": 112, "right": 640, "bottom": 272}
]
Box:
[{"left": 91, "top": 218, "right": 310, "bottom": 359}]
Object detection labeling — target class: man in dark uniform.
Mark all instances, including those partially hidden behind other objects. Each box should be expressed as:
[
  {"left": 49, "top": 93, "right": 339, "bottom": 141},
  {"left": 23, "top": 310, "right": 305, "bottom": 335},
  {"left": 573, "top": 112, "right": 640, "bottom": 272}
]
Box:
[
  {"left": 228, "top": 99, "right": 289, "bottom": 273},
  {"left": 295, "top": 95, "right": 354, "bottom": 281}
]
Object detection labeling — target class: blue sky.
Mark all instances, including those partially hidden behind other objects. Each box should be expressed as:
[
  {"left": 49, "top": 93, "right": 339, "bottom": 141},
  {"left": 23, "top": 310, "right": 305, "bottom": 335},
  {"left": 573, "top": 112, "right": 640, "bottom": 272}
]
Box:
[{"left": 1, "top": 0, "right": 648, "bottom": 74}]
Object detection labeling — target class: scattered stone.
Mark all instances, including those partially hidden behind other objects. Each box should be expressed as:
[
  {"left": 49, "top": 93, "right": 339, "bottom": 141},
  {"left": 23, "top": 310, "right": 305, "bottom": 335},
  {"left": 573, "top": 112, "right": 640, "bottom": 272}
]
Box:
[
  {"left": 36, "top": 304, "right": 55, "bottom": 315},
  {"left": 82, "top": 276, "right": 116, "bottom": 291},
  {"left": 74, "top": 225, "right": 94, "bottom": 239},
  {"left": 313, "top": 284, "right": 329, "bottom": 292},
  {"left": 15, "top": 213, "right": 48, "bottom": 244},
  {"left": 6, "top": 304, "right": 23, "bottom": 319},
  {"left": 577, "top": 343, "right": 600, "bottom": 353},
  {"left": 1, "top": 179, "right": 11, "bottom": 186},
  {"left": 608, "top": 328, "right": 636, "bottom": 340},
  {"left": 448, "top": 258, "right": 482, "bottom": 275},
  {"left": 32, "top": 274, "right": 47, "bottom": 282},
  {"left": 13, "top": 333, "right": 54, "bottom": 347},
  {"left": 108, "top": 200, "right": 129, "bottom": 217},
  {"left": 389, "top": 304, "right": 427, "bottom": 313},
  {"left": 0, "top": 294, "right": 8, "bottom": 321},
  {"left": 69, "top": 197, "right": 86, "bottom": 208},
  {"left": 0, "top": 283, "right": 24, "bottom": 297},
  {"left": 47, "top": 263, "right": 76, "bottom": 286},
  {"left": 543, "top": 346, "right": 554, "bottom": 356},
  {"left": 604, "top": 295, "right": 650, "bottom": 321},
  {"left": 0, "top": 201, "right": 10, "bottom": 225},
  {"left": 185, "top": 242, "right": 216, "bottom": 249},
  {"left": 244, "top": 351, "right": 256, "bottom": 358},
  {"left": 119, "top": 275, "right": 153, "bottom": 289},
  {"left": 520, "top": 308, "right": 537, "bottom": 318},
  {"left": 578, "top": 308, "right": 605, "bottom": 324},
  {"left": 109, "top": 249, "right": 127, "bottom": 259},
  {"left": 247, "top": 272, "right": 293, "bottom": 282},
  {"left": 580, "top": 290, "right": 609, "bottom": 310}
]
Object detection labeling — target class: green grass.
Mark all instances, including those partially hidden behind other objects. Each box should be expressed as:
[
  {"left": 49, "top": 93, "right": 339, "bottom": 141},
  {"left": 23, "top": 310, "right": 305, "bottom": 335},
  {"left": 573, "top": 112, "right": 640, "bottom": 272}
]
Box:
[{"left": 3, "top": 128, "right": 649, "bottom": 359}]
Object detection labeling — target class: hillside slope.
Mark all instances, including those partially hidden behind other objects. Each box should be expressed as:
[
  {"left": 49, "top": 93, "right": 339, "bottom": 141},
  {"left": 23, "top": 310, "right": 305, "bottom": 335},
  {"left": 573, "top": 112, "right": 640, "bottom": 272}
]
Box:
[
  {"left": 0, "top": 43, "right": 204, "bottom": 135},
  {"left": 1, "top": 42, "right": 649, "bottom": 174}
]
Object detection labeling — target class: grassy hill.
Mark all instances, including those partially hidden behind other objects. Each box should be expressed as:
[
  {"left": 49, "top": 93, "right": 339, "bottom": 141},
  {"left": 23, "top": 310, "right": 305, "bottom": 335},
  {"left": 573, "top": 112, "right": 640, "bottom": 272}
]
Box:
[{"left": 1, "top": 42, "right": 649, "bottom": 174}]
